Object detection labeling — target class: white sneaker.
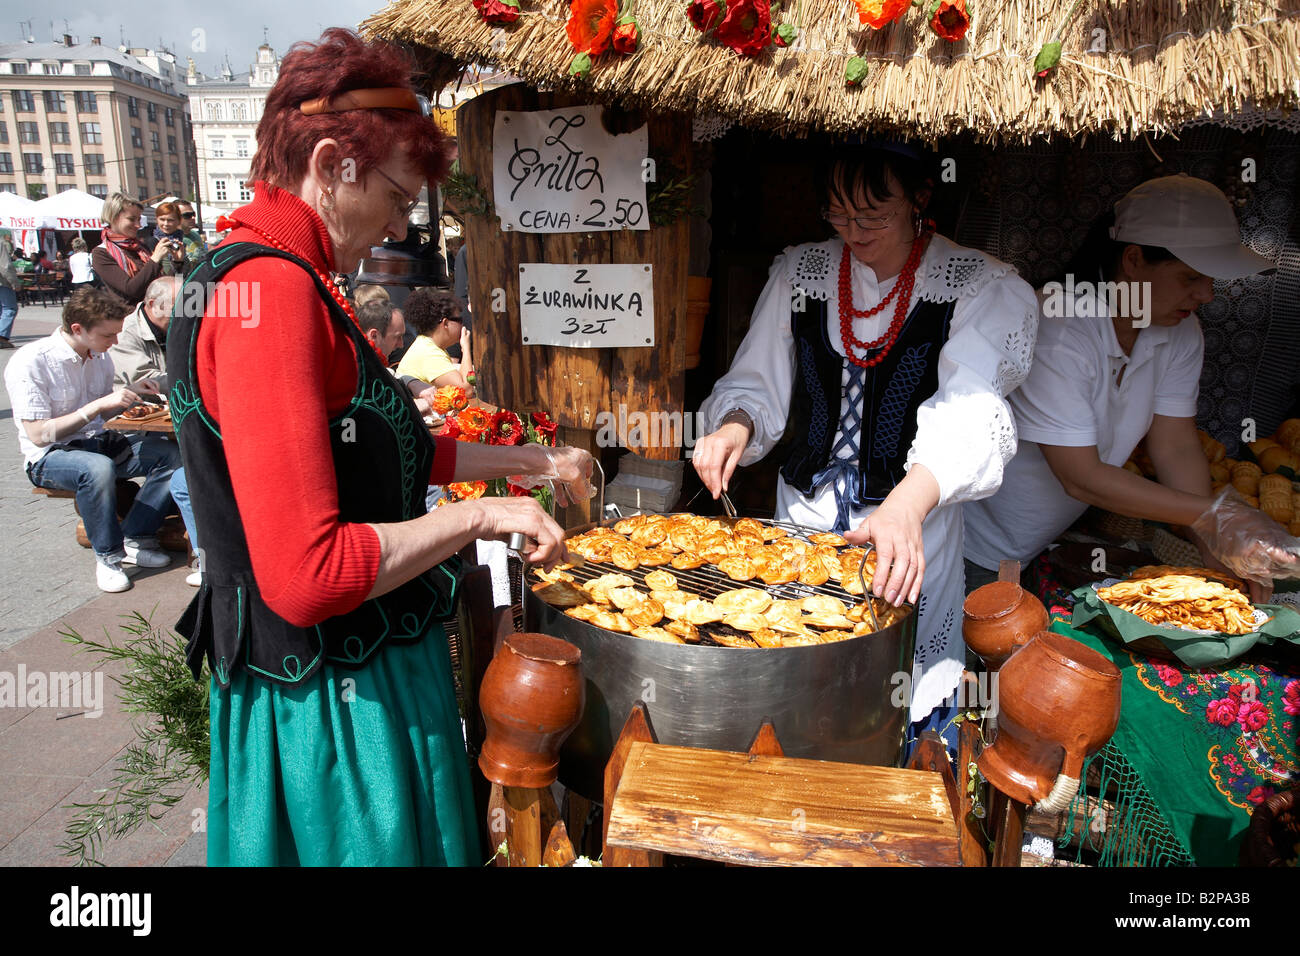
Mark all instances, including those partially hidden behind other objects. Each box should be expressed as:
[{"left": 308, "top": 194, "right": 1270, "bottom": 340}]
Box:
[
  {"left": 123, "top": 545, "right": 171, "bottom": 568},
  {"left": 96, "top": 560, "right": 132, "bottom": 593},
  {"left": 186, "top": 570, "right": 202, "bottom": 587}
]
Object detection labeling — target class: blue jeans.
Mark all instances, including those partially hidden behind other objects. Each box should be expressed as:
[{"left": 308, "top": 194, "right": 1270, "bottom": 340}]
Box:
[
  {"left": 0, "top": 285, "right": 16, "bottom": 339},
  {"left": 28, "top": 432, "right": 182, "bottom": 558},
  {"left": 170, "top": 468, "right": 199, "bottom": 553}
]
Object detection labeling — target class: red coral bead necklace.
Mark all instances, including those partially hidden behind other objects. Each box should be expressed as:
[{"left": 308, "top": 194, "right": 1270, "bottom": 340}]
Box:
[{"left": 839, "top": 222, "right": 933, "bottom": 369}]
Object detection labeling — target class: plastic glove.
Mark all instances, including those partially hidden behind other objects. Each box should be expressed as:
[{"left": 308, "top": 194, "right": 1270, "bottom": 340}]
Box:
[
  {"left": 1190, "top": 486, "right": 1300, "bottom": 584},
  {"left": 509, "top": 446, "right": 596, "bottom": 508}
]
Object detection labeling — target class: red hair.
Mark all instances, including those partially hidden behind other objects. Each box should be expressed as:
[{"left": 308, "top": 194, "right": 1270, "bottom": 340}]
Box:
[{"left": 249, "top": 29, "right": 451, "bottom": 190}]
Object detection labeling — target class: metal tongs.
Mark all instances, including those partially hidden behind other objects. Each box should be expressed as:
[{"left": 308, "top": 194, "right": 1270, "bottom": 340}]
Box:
[
  {"left": 856, "top": 544, "right": 882, "bottom": 633},
  {"left": 719, "top": 488, "right": 738, "bottom": 519}
]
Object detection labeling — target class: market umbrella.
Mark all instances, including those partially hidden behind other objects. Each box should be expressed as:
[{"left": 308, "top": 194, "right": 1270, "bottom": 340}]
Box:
[
  {"left": 0, "top": 191, "right": 39, "bottom": 230},
  {"left": 30, "top": 189, "right": 104, "bottom": 231}
]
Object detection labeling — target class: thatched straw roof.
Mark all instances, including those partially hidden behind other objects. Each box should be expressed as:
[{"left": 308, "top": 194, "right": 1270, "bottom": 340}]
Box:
[{"left": 363, "top": 0, "right": 1300, "bottom": 143}]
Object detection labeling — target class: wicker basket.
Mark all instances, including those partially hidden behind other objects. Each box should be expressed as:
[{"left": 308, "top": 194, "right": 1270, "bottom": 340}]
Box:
[{"left": 1238, "top": 787, "right": 1299, "bottom": 867}]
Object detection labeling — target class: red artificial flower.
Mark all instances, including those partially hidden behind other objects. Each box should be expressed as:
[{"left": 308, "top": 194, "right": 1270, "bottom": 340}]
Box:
[
  {"left": 612, "top": 17, "right": 639, "bottom": 54},
  {"left": 474, "top": 0, "right": 522, "bottom": 25},
  {"left": 490, "top": 409, "right": 526, "bottom": 446},
  {"left": 531, "top": 411, "right": 558, "bottom": 445},
  {"left": 441, "top": 417, "right": 462, "bottom": 440},
  {"left": 716, "top": 0, "right": 771, "bottom": 56},
  {"left": 687, "top": 0, "right": 725, "bottom": 33},
  {"left": 1205, "top": 698, "right": 1238, "bottom": 727},
  {"left": 852, "top": 0, "right": 909, "bottom": 29},
  {"left": 567, "top": 0, "right": 619, "bottom": 54},
  {"left": 506, "top": 482, "right": 531, "bottom": 497},
  {"left": 929, "top": 0, "right": 970, "bottom": 42},
  {"left": 1237, "top": 700, "right": 1268, "bottom": 733}
]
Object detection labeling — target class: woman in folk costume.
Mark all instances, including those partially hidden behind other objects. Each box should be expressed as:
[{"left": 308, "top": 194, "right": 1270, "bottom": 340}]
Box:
[{"left": 693, "top": 144, "right": 1039, "bottom": 751}]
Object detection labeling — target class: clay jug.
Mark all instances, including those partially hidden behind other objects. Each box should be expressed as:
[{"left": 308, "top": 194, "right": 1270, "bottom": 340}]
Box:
[
  {"left": 977, "top": 630, "right": 1121, "bottom": 810},
  {"left": 962, "top": 581, "right": 1049, "bottom": 670},
  {"left": 478, "top": 633, "right": 585, "bottom": 788}
]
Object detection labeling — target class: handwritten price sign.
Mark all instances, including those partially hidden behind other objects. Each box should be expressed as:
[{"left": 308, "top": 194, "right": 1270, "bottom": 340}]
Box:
[
  {"left": 519, "top": 263, "right": 654, "bottom": 348},
  {"left": 493, "top": 105, "right": 649, "bottom": 233}
]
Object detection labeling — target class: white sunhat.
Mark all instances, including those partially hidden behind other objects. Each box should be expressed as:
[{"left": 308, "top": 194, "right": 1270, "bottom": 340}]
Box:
[{"left": 1109, "top": 173, "right": 1274, "bottom": 279}]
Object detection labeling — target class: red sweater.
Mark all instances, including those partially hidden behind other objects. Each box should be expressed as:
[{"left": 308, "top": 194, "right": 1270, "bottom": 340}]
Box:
[{"left": 197, "top": 184, "right": 457, "bottom": 627}]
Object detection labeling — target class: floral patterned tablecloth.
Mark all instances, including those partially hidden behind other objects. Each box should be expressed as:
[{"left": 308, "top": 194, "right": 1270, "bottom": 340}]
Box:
[{"left": 1051, "top": 619, "right": 1298, "bottom": 866}]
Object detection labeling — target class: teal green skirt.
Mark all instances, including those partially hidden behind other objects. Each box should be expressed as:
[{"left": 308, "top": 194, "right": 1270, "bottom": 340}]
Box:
[{"left": 207, "top": 627, "right": 481, "bottom": 866}]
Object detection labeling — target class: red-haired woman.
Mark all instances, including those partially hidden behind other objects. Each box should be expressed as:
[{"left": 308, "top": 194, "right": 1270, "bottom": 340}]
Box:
[{"left": 167, "top": 28, "right": 593, "bottom": 866}]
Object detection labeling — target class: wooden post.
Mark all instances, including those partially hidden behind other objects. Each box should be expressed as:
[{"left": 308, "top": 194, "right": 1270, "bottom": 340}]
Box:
[
  {"left": 602, "top": 703, "right": 661, "bottom": 867},
  {"left": 957, "top": 720, "right": 989, "bottom": 867},
  {"left": 455, "top": 86, "right": 692, "bottom": 467},
  {"left": 989, "top": 787, "right": 1027, "bottom": 868}
]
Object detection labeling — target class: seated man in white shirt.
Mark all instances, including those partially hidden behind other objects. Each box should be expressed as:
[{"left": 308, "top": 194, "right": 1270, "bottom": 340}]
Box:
[
  {"left": 964, "top": 175, "right": 1293, "bottom": 599},
  {"left": 3, "top": 286, "right": 182, "bottom": 592}
]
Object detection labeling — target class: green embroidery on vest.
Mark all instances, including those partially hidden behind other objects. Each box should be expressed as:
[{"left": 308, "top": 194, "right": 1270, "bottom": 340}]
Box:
[
  {"left": 168, "top": 379, "right": 206, "bottom": 435},
  {"left": 342, "top": 635, "right": 366, "bottom": 663},
  {"left": 282, "top": 655, "right": 302, "bottom": 681},
  {"left": 360, "top": 375, "right": 423, "bottom": 518}
]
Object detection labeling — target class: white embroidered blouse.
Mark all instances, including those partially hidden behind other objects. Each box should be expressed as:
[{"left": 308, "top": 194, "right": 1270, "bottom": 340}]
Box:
[{"left": 698, "top": 234, "right": 1038, "bottom": 512}]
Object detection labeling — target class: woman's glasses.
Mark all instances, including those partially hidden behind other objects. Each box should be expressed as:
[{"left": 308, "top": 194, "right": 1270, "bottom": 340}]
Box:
[
  {"left": 823, "top": 207, "right": 898, "bottom": 231},
  {"left": 371, "top": 167, "right": 421, "bottom": 219}
]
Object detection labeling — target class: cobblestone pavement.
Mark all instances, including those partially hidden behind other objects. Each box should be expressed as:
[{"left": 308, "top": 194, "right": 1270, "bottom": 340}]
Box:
[{"left": 0, "top": 302, "right": 206, "bottom": 865}]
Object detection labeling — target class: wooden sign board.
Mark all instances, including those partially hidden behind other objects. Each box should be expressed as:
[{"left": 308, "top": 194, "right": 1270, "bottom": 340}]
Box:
[
  {"left": 519, "top": 263, "right": 654, "bottom": 348},
  {"left": 493, "top": 105, "right": 650, "bottom": 234}
]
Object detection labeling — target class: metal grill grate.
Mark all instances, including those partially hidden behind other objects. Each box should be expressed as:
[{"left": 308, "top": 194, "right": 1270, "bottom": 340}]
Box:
[{"left": 528, "top": 518, "right": 908, "bottom": 646}]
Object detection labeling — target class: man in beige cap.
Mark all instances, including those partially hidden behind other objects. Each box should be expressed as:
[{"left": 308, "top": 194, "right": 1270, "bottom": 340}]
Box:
[{"left": 965, "top": 174, "right": 1294, "bottom": 597}]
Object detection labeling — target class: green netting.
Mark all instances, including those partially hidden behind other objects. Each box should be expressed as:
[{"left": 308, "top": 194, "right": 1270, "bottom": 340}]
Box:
[{"left": 1060, "top": 742, "right": 1196, "bottom": 867}]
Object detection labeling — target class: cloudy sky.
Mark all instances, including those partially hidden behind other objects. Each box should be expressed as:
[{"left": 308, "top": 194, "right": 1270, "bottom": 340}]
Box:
[{"left": 3, "top": 1, "right": 388, "bottom": 76}]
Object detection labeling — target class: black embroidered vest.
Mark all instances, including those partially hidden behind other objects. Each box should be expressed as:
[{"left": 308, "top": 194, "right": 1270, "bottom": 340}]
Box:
[
  {"left": 781, "top": 296, "right": 955, "bottom": 503},
  {"left": 167, "top": 242, "right": 459, "bottom": 688}
]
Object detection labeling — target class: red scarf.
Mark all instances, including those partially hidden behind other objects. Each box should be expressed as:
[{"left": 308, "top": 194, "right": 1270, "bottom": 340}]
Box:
[{"left": 99, "top": 227, "right": 151, "bottom": 279}]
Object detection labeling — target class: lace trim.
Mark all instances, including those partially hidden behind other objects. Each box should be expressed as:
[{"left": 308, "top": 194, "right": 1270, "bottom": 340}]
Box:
[
  {"left": 788, "top": 236, "right": 1018, "bottom": 305},
  {"left": 994, "top": 305, "right": 1038, "bottom": 395}
]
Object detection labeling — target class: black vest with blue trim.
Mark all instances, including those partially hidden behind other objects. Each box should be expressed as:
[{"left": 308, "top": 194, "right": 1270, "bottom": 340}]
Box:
[
  {"left": 780, "top": 296, "right": 955, "bottom": 504},
  {"left": 167, "top": 241, "right": 459, "bottom": 688}
]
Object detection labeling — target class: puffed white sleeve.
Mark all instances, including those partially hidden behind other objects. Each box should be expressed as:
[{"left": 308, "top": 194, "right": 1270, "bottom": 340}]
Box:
[
  {"left": 905, "top": 272, "right": 1039, "bottom": 508},
  {"left": 696, "top": 252, "right": 796, "bottom": 467}
]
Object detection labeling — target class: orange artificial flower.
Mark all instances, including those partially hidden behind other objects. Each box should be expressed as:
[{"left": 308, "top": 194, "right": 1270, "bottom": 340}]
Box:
[
  {"left": 458, "top": 406, "right": 493, "bottom": 440},
  {"left": 853, "top": 0, "right": 909, "bottom": 29},
  {"left": 432, "top": 385, "right": 468, "bottom": 415},
  {"left": 929, "top": 0, "right": 970, "bottom": 42},
  {"left": 567, "top": 0, "right": 619, "bottom": 55},
  {"left": 448, "top": 481, "right": 488, "bottom": 501}
]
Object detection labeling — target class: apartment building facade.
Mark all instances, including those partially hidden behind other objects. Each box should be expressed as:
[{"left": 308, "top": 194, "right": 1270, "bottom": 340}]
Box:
[
  {"left": 187, "top": 44, "right": 279, "bottom": 240},
  {"left": 0, "top": 36, "right": 194, "bottom": 204}
]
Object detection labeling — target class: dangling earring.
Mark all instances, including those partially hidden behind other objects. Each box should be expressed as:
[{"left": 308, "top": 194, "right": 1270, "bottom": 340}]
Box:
[
  {"left": 912, "top": 208, "right": 923, "bottom": 238},
  {"left": 321, "top": 185, "right": 335, "bottom": 211}
]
